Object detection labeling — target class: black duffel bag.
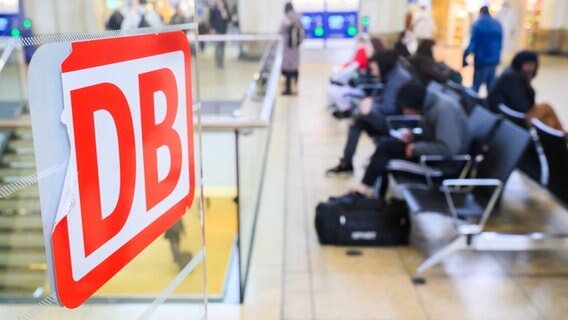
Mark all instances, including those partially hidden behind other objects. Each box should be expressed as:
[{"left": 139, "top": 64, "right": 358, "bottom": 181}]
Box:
[{"left": 315, "top": 195, "right": 410, "bottom": 246}]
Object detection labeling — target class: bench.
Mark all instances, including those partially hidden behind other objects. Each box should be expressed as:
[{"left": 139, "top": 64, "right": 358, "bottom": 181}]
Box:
[
  {"left": 388, "top": 110, "right": 568, "bottom": 284},
  {"left": 497, "top": 104, "right": 548, "bottom": 185}
]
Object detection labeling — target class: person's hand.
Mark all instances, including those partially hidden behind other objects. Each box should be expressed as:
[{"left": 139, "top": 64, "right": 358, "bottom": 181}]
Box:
[
  {"left": 398, "top": 129, "right": 414, "bottom": 144},
  {"left": 348, "top": 184, "right": 374, "bottom": 198},
  {"left": 405, "top": 143, "right": 415, "bottom": 158},
  {"left": 359, "top": 97, "right": 373, "bottom": 115}
]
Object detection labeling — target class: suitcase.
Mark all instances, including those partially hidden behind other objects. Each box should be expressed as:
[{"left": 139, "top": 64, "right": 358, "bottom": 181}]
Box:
[{"left": 315, "top": 195, "right": 410, "bottom": 246}]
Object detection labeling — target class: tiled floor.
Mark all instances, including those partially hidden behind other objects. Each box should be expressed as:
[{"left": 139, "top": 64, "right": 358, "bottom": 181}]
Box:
[{"left": 4, "top": 47, "right": 568, "bottom": 320}]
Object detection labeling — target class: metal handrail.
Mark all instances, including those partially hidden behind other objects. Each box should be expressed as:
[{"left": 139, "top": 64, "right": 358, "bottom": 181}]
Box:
[
  {"left": 200, "top": 36, "right": 283, "bottom": 130},
  {"left": 0, "top": 38, "right": 17, "bottom": 78},
  {"left": 195, "top": 34, "right": 281, "bottom": 42}
]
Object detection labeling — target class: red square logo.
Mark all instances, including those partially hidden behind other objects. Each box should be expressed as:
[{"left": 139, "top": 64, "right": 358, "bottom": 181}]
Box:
[{"left": 49, "top": 31, "right": 195, "bottom": 308}]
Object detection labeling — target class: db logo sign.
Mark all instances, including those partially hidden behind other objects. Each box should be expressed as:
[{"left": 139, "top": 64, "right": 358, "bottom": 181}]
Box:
[{"left": 49, "top": 32, "right": 195, "bottom": 308}]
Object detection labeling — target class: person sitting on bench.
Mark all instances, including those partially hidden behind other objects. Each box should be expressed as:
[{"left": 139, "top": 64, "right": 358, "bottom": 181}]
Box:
[
  {"left": 488, "top": 50, "right": 566, "bottom": 132},
  {"left": 350, "top": 82, "right": 470, "bottom": 197},
  {"left": 326, "top": 50, "right": 413, "bottom": 175}
]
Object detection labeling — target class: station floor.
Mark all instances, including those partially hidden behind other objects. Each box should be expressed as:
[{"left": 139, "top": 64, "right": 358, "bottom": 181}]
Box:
[{"left": 4, "top": 47, "right": 568, "bottom": 319}]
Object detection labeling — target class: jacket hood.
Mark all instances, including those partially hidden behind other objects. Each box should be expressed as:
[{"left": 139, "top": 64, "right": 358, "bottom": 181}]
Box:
[{"left": 511, "top": 50, "right": 539, "bottom": 76}]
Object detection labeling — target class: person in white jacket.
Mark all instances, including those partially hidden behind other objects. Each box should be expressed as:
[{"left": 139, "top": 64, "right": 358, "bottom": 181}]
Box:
[
  {"left": 411, "top": 5, "right": 436, "bottom": 42},
  {"left": 121, "top": 0, "right": 163, "bottom": 30}
]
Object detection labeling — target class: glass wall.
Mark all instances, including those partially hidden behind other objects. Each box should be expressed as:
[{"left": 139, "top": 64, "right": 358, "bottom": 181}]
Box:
[
  {"left": 0, "top": 1, "right": 283, "bottom": 315},
  {"left": 0, "top": 21, "right": 208, "bottom": 319}
]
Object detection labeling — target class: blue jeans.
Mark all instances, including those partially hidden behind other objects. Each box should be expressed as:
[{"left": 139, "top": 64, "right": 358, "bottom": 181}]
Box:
[{"left": 472, "top": 64, "right": 497, "bottom": 93}]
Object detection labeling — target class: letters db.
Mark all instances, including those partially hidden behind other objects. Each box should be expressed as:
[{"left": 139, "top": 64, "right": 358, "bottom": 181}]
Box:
[{"left": 28, "top": 32, "right": 195, "bottom": 308}]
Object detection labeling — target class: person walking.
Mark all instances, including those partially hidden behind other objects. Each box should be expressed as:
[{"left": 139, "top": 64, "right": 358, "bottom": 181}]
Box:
[
  {"left": 280, "top": 2, "right": 303, "bottom": 95},
  {"left": 463, "top": 6, "right": 503, "bottom": 93},
  {"left": 209, "top": 0, "right": 231, "bottom": 68}
]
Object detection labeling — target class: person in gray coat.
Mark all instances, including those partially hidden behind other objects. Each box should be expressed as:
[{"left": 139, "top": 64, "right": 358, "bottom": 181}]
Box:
[
  {"left": 280, "top": 2, "right": 302, "bottom": 95},
  {"left": 350, "top": 82, "right": 469, "bottom": 197}
]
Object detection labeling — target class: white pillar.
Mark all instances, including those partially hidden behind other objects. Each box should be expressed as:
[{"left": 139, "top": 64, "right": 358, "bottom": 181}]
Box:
[{"left": 239, "top": 0, "right": 288, "bottom": 34}]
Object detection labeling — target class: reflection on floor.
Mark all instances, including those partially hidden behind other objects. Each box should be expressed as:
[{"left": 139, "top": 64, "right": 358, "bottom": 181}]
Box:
[{"left": 95, "top": 190, "right": 237, "bottom": 298}]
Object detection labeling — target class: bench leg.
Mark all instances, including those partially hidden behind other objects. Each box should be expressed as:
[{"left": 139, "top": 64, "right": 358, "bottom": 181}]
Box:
[{"left": 412, "top": 236, "right": 468, "bottom": 284}]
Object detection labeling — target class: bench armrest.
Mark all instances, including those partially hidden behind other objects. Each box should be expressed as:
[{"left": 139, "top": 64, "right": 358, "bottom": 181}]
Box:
[
  {"left": 419, "top": 155, "right": 472, "bottom": 186},
  {"left": 441, "top": 178, "right": 503, "bottom": 234}
]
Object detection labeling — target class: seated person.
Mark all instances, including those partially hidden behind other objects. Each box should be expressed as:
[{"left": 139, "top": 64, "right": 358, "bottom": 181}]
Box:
[
  {"left": 327, "top": 51, "right": 413, "bottom": 175},
  {"left": 348, "top": 33, "right": 375, "bottom": 71},
  {"left": 488, "top": 50, "right": 565, "bottom": 132},
  {"left": 410, "top": 39, "right": 461, "bottom": 86},
  {"left": 328, "top": 36, "right": 384, "bottom": 117},
  {"left": 350, "top": 82, "right": 470, "bottom": 197}
]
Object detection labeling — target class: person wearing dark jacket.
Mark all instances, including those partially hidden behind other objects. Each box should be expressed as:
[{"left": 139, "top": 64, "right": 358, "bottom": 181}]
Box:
[
  {"left": 209, "top": 0, "right": 231, "bottom": 68},
  {"left": 350, "top": 82, "right": 470, "bottom": 197},
  {"left": 463, "top": 6, "right": 503, "bottom": 93},
  {"left": 488, "top": 50, "right": 566, "bottom": 131},
  {"left": 411, "top": 39, "right": 458, "bottom": 85},
  {"left": 327, "top": 51, "right": 413, "bottom": 175},
  {"left": 394, "top": 31, "right": 411, "bottom": 58}
]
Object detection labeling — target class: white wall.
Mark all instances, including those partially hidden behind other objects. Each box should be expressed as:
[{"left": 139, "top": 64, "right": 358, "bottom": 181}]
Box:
[
  {"left": 23, "top": 0, "right": 103, "bottom": 35},
  {"left": 239, "top": 0, "right": 288, "bottom": 34},
  {"left": 539, "top": 0, "right": 568, "bottom": 30},
  {"left": 358, "top": 0, "right": 406, "bottom": 34}
]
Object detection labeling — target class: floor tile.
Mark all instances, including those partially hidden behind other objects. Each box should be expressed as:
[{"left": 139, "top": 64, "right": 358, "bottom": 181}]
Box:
[
  {"left": 312, "top": 273, "right": 427, "bottom": 320},
  {"left": 416, "top": 276, "right": 543, "bottom": 320},
  {"left": 517, "top": 276, "right": 568, "bottom": 320}
]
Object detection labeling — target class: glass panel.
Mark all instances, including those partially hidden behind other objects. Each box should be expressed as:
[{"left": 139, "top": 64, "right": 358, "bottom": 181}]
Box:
[
  {"left": 196, "top": 35, "right": 280, "bottom": 301},
  {"left": 197, "top": 39, "right": 270, "bottom": 117},
  {"left": 0, "top": 23, "right": 207, "bottom": 319}
]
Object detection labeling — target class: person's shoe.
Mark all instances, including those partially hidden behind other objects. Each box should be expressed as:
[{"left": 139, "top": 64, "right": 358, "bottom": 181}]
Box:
[
  {"left": 282, "top": 90, "right": 292, "bottom": 96},
  {"left": 326, "top": 160, "right": 354, "bottom": 176},
  {"left": 332, "top": 110, "right": 352, "bottom": 119}
]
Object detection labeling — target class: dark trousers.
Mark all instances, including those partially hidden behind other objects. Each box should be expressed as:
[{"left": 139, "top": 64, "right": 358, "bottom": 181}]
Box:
[
  {"left": 362, "top": 139, "right": 409, "bottom": 190},
  {"left": 282, "top": 70, "right": 298, "bottom": 93},
  {"left": 215, "top": 41, "right": 226, "bottom": 68},
  {"left": 472, "top": 64, "right": 497, "bottom": 93},
  {"left": 342, "top": 110, "right": 389, "bottom": 164}
]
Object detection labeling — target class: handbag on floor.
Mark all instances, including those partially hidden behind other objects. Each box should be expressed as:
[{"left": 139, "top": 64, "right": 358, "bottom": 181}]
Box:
[{"left": 315, "top": 195, "right": 410, "bottom": 246}]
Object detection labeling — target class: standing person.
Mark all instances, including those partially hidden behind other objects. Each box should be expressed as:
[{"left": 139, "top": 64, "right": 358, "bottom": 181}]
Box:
[
  {"left": 121, "top": 0, "right": 162, "bottom": 30},
  {"left": 170, "top": 3, "right": 189, "bottom": 25},
  {"left": 106, "top": 4, "right": 130, "bottom": 31},
  {"left": 280, "top": 2, "right": 303, "bottom": 95},
  {"left": 411, "top": 4, "right": 436, "bottom": 43},
  {"left": 496, "top": 0, "right": 519, "bottom": 54},
  {"left": 209, "top": 0, "right": 231, "bottom": 68},
  {"left": 463, "top": 6, "right": 503, "bottom": 93}
]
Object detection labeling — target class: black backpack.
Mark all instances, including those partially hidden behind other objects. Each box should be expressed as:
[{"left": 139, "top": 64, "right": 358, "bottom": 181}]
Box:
[
  {"left": 139, "top": 12, "right": 150, "bottom": 28},
  {"left": 287, "top": 22, "right": 305, "bottom": 48}
]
